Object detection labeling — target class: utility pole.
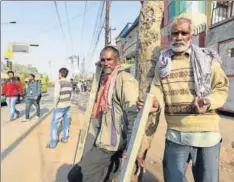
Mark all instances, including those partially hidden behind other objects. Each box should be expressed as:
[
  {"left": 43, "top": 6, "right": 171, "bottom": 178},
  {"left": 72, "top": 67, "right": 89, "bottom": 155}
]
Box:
[
  {"left": 82, "top": 58, "right": 85, "bottom": 76},
  {"left": 105, "top": 0, "right": 110, "bottom": 46},
  {"left": 109, "top": 27, "right": 116, "bottom": 45},
  {"left": 48, "top": 61, "right": 52, "bottom": 81}
]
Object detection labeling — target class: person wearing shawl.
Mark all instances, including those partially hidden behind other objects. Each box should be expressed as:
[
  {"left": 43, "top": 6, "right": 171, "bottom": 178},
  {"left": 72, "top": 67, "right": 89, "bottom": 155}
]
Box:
[
  {"left": 137, "top": 17, "right": 229, "bottom": 182},
  {"left": 68, "top": 46, "right": 139, "bottom": 182}
]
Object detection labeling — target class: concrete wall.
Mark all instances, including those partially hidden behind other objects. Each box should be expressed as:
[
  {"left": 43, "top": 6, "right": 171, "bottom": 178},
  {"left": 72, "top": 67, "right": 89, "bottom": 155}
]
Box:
[
  {"left": 205, "top": 18, "right": 234, "bottom": 47},
  {"left": 205, "top": 19, "right": 234, "bottom": 75},
  {"left": 218, "top": 40, "right": 234, "bottom": 112},
  {"left": 218, "top": 40, "right": 234, "bottom": 75},
  {"left": 206, "top": 19, "right": 234, "bottom": 112},
  {"left": 222, "top": 77, "right": 234, "bottom": 112}
]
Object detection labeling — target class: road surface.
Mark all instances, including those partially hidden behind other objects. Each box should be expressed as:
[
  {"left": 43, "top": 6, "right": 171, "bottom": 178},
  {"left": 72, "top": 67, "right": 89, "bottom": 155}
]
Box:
[
  {"left": 1, "top": 88, "right": 54, "bottom": 153},
  {"left": 1, "top": 91, "right": 87, "bottom": 182},
  {"left": 1, "top": 91, "right": 234, "bottom": 182}
]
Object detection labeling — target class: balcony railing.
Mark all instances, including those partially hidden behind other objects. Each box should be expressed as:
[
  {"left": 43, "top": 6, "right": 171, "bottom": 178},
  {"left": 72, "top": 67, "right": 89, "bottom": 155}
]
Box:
[{"left": 211, "top": 1, "right": 234, "bottom": 25}]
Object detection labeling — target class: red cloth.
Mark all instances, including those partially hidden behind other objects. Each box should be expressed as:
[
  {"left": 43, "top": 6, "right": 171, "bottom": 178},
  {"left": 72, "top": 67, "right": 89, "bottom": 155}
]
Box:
[
  {"left": 92, "top": 65, "right": 122, "bottom": 118},
  {"left": 2, "top": 78, "right": 23, "bottom": 97}
]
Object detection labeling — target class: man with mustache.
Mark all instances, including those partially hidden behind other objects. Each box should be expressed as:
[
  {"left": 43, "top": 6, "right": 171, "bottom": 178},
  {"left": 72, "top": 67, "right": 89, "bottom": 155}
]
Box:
[
  {"left": 68, "top": 46, "right": 139, "bottom": 182},
  {"left": 137, "top": 17, "right": 229, "bottom": 182}
]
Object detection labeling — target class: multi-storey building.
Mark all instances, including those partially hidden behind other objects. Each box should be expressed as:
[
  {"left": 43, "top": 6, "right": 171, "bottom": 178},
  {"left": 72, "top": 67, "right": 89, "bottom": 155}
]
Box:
[
  {"left": 115, "top": 22, "right": 133, "bottom": 61},
  {"left": 206, "top": 1, "right": 234, "bottom": 113}
]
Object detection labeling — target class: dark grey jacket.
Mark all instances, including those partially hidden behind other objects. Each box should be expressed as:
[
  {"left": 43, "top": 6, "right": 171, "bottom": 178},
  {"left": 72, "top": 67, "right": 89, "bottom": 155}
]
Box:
[{"left": 25, "top": 80, "right": 41, "bottom": 100}]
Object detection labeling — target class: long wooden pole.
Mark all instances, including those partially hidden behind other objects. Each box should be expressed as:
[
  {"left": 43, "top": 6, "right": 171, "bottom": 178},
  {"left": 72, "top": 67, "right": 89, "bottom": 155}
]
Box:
[{"left": 105, "top": 0, "right": 110, "bottom": 46}]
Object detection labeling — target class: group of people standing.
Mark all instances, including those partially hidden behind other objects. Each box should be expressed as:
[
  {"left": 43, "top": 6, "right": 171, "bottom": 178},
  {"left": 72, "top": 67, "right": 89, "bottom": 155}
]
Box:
[
  {"left": 70, "top": 79, "right": 89, "bottom": 93},
  {"left": 67, "top": 17, "right": 229, "bottom": 182},
  {"left": 2, "top": 16, "right": 229, "bottom": 182},
  {"left": 2, "top": 71, "right": 42, "bottom": 122}
]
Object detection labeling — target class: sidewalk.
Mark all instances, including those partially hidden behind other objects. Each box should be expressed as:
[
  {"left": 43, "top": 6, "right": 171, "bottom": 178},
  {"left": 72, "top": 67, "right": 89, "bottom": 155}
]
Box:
[
  {"left": 2, "top": 100, "right": 233, "bottom": 182},
  {"left": 1, "top": 104, "right": 82, "bottom": 182}
]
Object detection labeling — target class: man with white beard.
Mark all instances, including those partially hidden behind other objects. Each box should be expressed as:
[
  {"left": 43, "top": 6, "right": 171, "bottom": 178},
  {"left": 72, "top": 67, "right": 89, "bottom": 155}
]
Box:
[{"left": 137, "top": 17, "right": 229, "bottom": 182}]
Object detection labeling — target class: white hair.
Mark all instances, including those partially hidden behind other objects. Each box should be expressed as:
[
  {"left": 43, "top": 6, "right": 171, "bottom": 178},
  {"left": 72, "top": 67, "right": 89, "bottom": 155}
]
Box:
[{"left": 169, "top": 17, "right": 194, "bottom": 36}]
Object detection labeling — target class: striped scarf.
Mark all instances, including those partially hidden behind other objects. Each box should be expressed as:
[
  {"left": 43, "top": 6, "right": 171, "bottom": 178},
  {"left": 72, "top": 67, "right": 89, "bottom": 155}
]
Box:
[
  {"left": 92, "top": 65, "right": 124, "bottom": 118},
  {"left": 156, "top": 44, "right": 222, "bottom": 97}
]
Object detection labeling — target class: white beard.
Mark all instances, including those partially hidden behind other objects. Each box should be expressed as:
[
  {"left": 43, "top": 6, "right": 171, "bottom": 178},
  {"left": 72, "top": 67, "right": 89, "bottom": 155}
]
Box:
[{"left": 170, "top": 41, "right": 191, "bottom": 53}]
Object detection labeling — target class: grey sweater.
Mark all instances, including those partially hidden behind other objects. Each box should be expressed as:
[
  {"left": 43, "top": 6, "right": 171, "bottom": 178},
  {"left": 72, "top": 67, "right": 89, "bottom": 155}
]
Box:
[{"left": 54, "top": 78, "right": 72, "bottom": 108}]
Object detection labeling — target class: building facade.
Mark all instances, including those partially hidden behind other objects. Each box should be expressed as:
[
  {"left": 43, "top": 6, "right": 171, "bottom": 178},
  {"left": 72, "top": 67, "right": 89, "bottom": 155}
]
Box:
[
  {"left": 117, "top": 1, "right": 213, "bottom": 60},
  {"left": 206, "top": 1, "right": 234, "bottom": 113},
  {"left": 121, "top": 17, "right": 139, "bottom": 64},
  {"left": 115, "top": 23, "right": 132, "bottom": 61}
]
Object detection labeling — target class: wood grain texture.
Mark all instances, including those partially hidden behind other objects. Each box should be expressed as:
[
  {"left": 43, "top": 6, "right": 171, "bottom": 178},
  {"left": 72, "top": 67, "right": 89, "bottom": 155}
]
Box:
[
  {"left": 118, "top": 94, "right": 154, "bottom": 182},
  {"left": 74, "top": 66, "right": 102, "bottom": 163}
]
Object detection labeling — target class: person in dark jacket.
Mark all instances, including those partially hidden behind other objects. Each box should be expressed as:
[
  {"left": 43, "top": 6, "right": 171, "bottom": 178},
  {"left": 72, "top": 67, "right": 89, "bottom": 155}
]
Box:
[
  {"left": 2, "top": 71, "right": 23, "bottom": 121},
  {"left": 22, "top": 74, "right": 41, "bottom": 122}
]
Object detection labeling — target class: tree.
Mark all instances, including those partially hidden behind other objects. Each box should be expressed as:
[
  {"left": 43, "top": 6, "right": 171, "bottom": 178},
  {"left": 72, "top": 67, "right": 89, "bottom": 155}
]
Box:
[
  {"left": 1, "top": 62, "right": 39, "bottom": 75},
  {"left": 12, "top": 63, "right": 38, "bottom": 74},
  {"left": 135, "top": 1, "right": 164, "bottom": 181},
  {"left": 136, "top": 1, "right": 164, "bottom": 97}
]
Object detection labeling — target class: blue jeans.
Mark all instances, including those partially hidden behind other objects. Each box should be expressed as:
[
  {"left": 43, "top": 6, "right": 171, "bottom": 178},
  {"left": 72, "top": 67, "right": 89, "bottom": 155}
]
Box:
[
  {"left": 6, "top": 96, "right": 19, "bottom": 120},
  {"left": 25, "top": 99, "right": 40, "bottom": 119},
  {"left": 163, "top": 139, "right": 221, "bottom": 182},
  {"left": 50, "top": 107, "right": 70, "bottom": 144}
]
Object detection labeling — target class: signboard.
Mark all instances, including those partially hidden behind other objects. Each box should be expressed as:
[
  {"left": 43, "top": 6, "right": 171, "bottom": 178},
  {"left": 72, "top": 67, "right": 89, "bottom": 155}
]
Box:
[
  {"left": 11, "top": 43, "right": 30, "bottom": 53},
  {"left": 4, "top": 49, "right": 14, "bottom": 58}
]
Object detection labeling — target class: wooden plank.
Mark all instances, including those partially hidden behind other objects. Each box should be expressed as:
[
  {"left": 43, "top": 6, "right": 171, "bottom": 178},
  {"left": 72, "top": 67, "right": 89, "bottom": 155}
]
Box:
[
  {"left": 74, "top": 66, "right": 102, "bottom": 163},
  {"left": 118, "top": 93, "right": 154, "bottom": 182}
]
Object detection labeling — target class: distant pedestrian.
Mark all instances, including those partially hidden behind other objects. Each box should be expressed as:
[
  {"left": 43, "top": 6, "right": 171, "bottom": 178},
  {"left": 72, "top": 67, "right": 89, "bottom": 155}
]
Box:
[
  {"left": 2, "top": 71, "right": 23, "bottom": 121},
  {"left": 15, "top": 76, "right": 22, "bottom": 103},
  {"left": 70, "top": 78, "right": 77, "bottom": 93},
  {"left": 80, "top": 81, "right": 84, "bottom": 92},
  {"left": 77, "top": 81, "right": 82, "bottom": 93},
  {"left": 47, "top": 68, "right": 72, "bottom": 148},
  {"left": 22, "top": 74, "right": 41, "bottom": 122}
]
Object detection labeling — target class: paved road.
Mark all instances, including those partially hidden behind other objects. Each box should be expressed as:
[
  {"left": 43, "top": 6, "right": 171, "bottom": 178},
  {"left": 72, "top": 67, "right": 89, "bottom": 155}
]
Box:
[
  {"left": 0, "top": 90, "right": 91, "bottom": 182},
  {"left": 1, "top": 90, "right": 233, "bottom": 182},
  {"left": 1, "top": 88, "right": 54, "bottom": 156},
  {"left": 1, "top": 87, "right": 54, "bottom": 124}
]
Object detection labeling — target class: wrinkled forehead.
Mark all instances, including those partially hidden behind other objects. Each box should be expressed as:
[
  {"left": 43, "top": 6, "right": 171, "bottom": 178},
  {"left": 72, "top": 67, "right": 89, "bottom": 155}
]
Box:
[
  {"left": 100, "top": 50, "right": 116, "bottom": 58},
  {"left": 171, "top": 21, "right": 192, "bottom": 33}
]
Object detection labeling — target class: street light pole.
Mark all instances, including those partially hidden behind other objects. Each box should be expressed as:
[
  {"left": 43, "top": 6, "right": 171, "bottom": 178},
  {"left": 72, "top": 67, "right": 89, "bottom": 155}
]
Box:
[{"left": 109, "top": 27, "right": 116, "bottom": 45}]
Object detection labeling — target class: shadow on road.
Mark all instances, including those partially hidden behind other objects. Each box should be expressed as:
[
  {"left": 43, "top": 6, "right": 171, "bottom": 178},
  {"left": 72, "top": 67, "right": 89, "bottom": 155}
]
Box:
[
  {"left": 1, "top": 107, "right": 52, "bottom": 161},
  {"left": 15, "top": 107, "right": 50, "bottom": 120},
  {"left": 30, "top": 107, "right": 50, "bottom": 118},
  {"left": 142, "top": 171, "right": 161, "bottom": 182},
  {"left": 54, "top": 163, "right": 160, "bottom": 182},
  {"left": 55, "top": 163, "right": 73, "bottom": 182},
  {"left": 77, "top": 104, "right": 86, "bottom": 113}
]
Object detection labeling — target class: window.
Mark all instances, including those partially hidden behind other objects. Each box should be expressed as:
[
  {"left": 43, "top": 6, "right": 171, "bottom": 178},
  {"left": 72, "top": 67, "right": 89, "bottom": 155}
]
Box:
[
  {"left": 212, "top": 1, "right": 234, "bottom": 25},
  {"left": 227, "top": 48, "right": 234, "bottom": 57}
]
